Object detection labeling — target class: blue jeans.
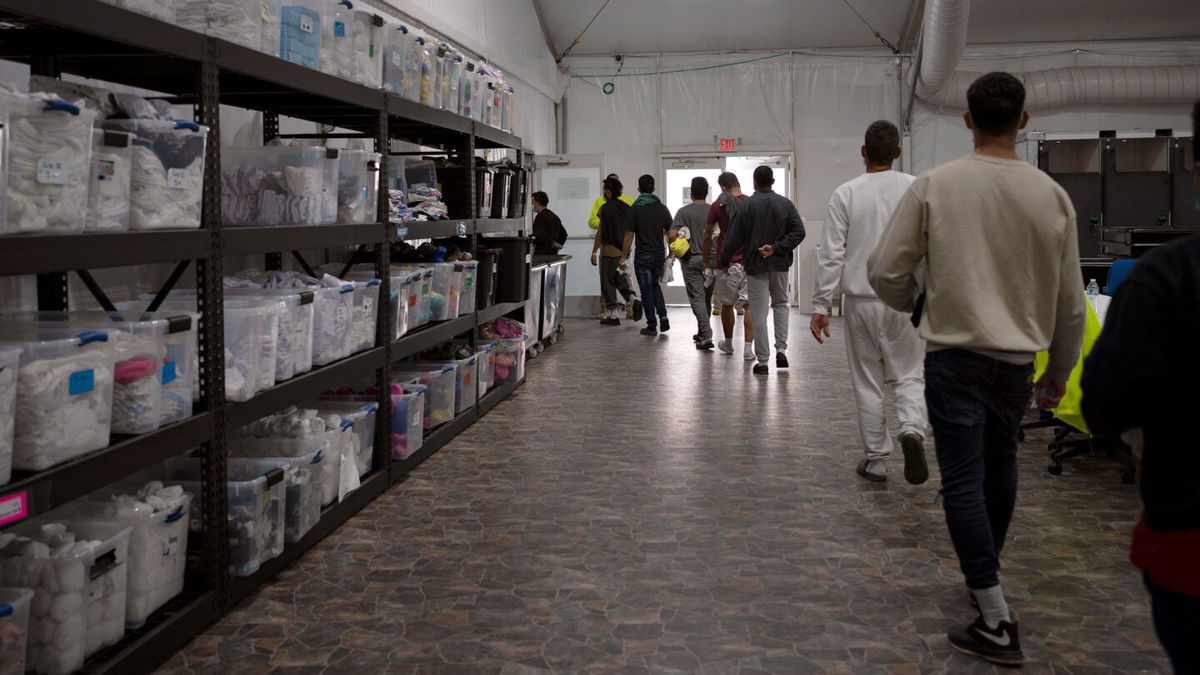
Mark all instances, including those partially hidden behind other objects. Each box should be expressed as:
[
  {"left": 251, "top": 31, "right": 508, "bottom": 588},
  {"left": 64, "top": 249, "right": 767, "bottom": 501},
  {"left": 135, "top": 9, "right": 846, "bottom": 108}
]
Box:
[
  {"left": 634, "top": 253, "right": 666, "bottom": 329},
  {"left": 925, "top": 349, "right": 1033, "bottom": 589}
]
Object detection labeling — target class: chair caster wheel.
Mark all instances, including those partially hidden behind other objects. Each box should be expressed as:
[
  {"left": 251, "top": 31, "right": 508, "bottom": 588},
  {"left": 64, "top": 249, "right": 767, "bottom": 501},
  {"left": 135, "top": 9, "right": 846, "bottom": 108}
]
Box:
[{"left": 1047, "top": 464, "right": 1063, "bottom": 476}]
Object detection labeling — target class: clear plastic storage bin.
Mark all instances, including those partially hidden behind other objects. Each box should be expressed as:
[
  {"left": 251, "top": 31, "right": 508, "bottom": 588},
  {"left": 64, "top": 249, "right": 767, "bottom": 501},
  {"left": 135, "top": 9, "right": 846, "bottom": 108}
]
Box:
[
  {"left": 350, "top": 280, "right": 380, "bottom": 353},
  {"left": 86, "top": 129, "right": 133, "bottom": 233},
  {"left": 414, "top": 354, "right": 478, "bottom": 414},
  {"left": 151, "top": 297, "right": 270, "bottom": 402},
  {"left": 229, "top": 455, "right": 321, "bottom": 544},
  {"left": 390, "top": 386, "right": 424, "bottom": 458},
  {"left": 394, "top": 364, "right": 456, "bottom": 428},
  {"left": 492, "top": 336, "right": 526, "bottom": 384},
  {"left": 222, "top": 145, "right": 333, "bottom": 227},
  {"left": 393, "top": 266, "right": 434, "bottom": 326},
  {"left": 102, "top": 119, "right": 207, "bottom": 231},
  {"left": 0, "top": 347, "right": 18, "bottom": 486},
  {"left": 382, "top": 23, "right": 410, "bottom": 94},
  {"left": 0, "top": 93, "right": 95, "bottom": 236},
  {"left": 280, "top": 0, "right": 322, "bottom": 69},
  {"left": 337, "top": 149, "right": 381, "bottom": 224},
  {"left": 0, "top": 587, "right": 32, "bottom": 675},
  {"left": 101, "top": 0, "right": 175, "bottom": 22},
  {"left": 160, "top": 456, "right": 285, "bottom": 577},
  {"left": 321, "top": 0, "right": 355, "bottom": 80},
  {"left": 224, "top": 288, "right": 315, "bottom": 379},
  {"left": 401, "top": 29, "right": 423, "bottom": 102},
  {"left": 457, "top": 261, "right": 479, "bottom": 315},
  {"left": 343, "top": 270, "right": 406, "bottom": 341},
  {"left": 110, "top": 305, "right": 199, "bottom": 424},
  {"left": 311, "top": 400, "right": 377, "bottom": 477},
  {"left": 177, "top": 0, "right": 262, "bottom": 49},
  {"left": 350, "top": 10, "right": 383, "bottom": 89},
  {"left": 0, "top": 520, "right": 132, "bottom": 675},
  {"left": 62, "top": 487, "right": 191, "bottom": 629},
  {"left": 477, "top": 342, "right": 496, "bottom": 396},
  {"left": 417, "top": 37, "right": 437, "bottom": 106},
  {"left": 224, "top": 298, "right": 285, "bottom": 395},
  {"left": 0, "top": 329, "right": 115, "bottom": 471},
  {"left": 421, "top": 263, "right": 458, "bottom": 321},
  {"left": 232, "top": 431, "right": 341, "bottom": 507},
  {"left": 260, "top": 0, "right": 282, "bottom": 56},
  {"left": 441, "top": 48, "right": 463, "bottom": 112},
  {"left": 501, "top": 86, "right": 514, "bottom": 133}
]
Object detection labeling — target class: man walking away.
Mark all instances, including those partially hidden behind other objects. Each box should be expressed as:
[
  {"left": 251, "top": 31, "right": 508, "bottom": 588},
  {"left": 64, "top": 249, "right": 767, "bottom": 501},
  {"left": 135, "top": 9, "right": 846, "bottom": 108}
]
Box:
[
  {"left": 811, "top": 120, "right": 929, "bottom": 485},
  {"left": 868, "top": 72, "right": 1085, "bottom": 666},
  {"left": 588, "top": 174, "right": 639, "bottom": 319},
  {"left": 591, "top": 177, "right": 631, "bottom": 326},
  {"left": 621, "top": 174, "right": 672, "bottom": 335},
  {"left": 704, "top": 172, "right": 754, "bottom": 361},
  {"left": 588, "top": 173, "right": 633, "bottom": 229},
  {"left": 531, "top": 191, "right": 567, "bottom": 256},
  {"left": 671, "top": 176, "right": 714, "bottom": 349},
  {"left": 719, "top": 165, "right": 805, "bottom": 375},
  {"left": 1080, "top": 101, "right": 1200, "bottom": 675}
]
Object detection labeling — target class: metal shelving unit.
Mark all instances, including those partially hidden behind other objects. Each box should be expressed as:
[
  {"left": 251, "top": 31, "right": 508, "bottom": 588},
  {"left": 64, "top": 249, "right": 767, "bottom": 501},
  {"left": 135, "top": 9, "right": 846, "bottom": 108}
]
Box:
[{"left": 0, "top": 1, "right": 530, "bottom": 671}]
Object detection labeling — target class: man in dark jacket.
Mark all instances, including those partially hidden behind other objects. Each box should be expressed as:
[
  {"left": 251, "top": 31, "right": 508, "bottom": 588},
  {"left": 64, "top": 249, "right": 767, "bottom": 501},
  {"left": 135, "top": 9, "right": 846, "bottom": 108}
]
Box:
[
  {"left": 1080, "top": 101, "right": 1200, "bottom": 674},
  {"left": 719, "top": 165, "right": 806, "bottom": 374},
  {"left": 621, "top": 174, "right": 673, "bottom": 335},
  {"left": 591, "top": 177, "right": 631, "bottom": 325},
  {"left": 530, "top": 191, "right": 567, "bottom": 255}
]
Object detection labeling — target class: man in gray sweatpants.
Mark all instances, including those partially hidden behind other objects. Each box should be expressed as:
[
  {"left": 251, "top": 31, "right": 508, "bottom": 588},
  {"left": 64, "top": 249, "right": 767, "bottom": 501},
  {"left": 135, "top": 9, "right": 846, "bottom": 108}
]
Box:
[
  {"left": 670, "top": 176, "right": 715, "bottom": 350},
  {"left": 718, "top": 166, "right": 806, "bottom": 375}
]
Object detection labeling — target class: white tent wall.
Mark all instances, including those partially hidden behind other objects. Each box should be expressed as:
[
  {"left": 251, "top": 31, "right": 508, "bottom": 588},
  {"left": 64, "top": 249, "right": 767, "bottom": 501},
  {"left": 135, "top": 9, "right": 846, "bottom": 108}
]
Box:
[{"left": 563, "top": 41, "right": 1199, "bottom": 313}]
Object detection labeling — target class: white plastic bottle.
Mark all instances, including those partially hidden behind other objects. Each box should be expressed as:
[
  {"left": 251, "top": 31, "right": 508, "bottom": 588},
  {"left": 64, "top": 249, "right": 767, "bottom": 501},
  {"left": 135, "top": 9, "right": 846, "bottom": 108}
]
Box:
[{"left": 1086, "top": 278, "right": 1100, "bottom": 296}]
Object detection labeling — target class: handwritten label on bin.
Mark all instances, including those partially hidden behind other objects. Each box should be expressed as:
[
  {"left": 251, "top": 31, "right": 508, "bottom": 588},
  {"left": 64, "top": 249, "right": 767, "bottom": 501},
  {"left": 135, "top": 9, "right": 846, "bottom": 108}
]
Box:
[
  {"left": 95, "top": 158, "right": 117, "bottom": 181},
  {"left": 68, "top": 369, "right": 95, "bottom": 396},
  {"left": 167, "top": 168, "right": 189, "bottom": 189},
  {"left": 37, "top": 159, "right": 68, "bottom": 185},
  {"left": 0, "top": 491, "right": 29, "bottom": 527}
]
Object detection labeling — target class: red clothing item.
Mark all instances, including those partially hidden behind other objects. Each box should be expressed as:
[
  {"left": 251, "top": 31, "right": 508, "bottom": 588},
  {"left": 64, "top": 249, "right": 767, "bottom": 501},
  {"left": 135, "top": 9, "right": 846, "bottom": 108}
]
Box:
[
  {"left": 706, "top": 194, "right": 748, "bottom": 264},
  {"left": 1131, "top": 519, "right": 1200, "bottom": 596}
]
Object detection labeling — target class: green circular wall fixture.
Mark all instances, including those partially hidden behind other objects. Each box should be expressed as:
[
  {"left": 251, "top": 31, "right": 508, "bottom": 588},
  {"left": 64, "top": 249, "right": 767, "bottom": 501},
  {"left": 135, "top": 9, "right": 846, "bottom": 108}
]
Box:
[{"left": 602, "top": 81, "right": 615, "bottom": 95}]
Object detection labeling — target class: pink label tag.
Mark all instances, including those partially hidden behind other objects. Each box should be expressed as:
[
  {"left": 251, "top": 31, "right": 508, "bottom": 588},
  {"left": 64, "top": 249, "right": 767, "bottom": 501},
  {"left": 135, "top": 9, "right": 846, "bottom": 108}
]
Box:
[{"left": 0, "top": 491, "right": 29, "bottom": 527}]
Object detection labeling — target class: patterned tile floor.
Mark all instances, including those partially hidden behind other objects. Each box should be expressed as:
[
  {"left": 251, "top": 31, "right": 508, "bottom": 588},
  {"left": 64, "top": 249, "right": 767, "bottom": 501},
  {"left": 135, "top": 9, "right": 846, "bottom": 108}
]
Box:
[{"left": 156, "top": 308, "right": 1166, "bottom": 675}]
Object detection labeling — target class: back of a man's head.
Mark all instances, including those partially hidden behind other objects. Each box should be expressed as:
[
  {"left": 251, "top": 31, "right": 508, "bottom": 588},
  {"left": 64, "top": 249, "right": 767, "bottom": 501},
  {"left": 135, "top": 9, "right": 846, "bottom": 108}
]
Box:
[
  {"left": 967, "top": 72, "right": 1026, "bottom": 136},
  {"left": 717, "top": 172, "right": 739, "bottom": 191},
  {"left": 532, "top": 191, "right": 548, "bottom": 208},
  {"left": 864, "top": 120, "right": 900, "bottom": 166},
  {"left": 606, "top": 173, "right": 619, "bottom": 181},
  {"left": 604, "top": 177, "right": 623, "bottom": 198},
  {"left": 690, "top": 176, "right": 709, "bottom": 201},
  {"left": 638, "top": 174, "right": 655, "bottom": 194},
  {"left": 753, "top": 165, "right": 774, "bottom": 190}
]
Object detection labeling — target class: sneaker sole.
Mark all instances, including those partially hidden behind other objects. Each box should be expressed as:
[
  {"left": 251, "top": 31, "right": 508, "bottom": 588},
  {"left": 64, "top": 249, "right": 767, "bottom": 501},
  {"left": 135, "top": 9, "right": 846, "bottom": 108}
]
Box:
[
  {"left": 949, "top": 640, "right": 1024, "bottom": 667},
  {"left": 901, "top": 435, "right": 929, "bottom": 485}
]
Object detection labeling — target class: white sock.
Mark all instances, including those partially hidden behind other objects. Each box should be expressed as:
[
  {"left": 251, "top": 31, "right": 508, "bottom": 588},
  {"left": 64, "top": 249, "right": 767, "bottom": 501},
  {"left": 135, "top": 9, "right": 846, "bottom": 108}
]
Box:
[{"left": 973, "top": 584, "right": 1011, "bottom": 628}]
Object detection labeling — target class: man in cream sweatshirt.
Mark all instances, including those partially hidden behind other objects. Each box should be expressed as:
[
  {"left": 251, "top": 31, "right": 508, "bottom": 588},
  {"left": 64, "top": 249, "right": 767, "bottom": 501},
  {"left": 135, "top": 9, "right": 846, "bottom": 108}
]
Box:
[{"left": 868, "top": 72, "right": 1085, "bottom": 667}]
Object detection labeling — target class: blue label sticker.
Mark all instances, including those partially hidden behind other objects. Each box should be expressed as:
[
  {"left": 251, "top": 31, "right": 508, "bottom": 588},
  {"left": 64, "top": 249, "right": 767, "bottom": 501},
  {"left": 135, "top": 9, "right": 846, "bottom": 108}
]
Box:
[
  {"left": 334, "top": 21, "right": 345, "bottom": 37},
  {"left": 68, "top": 369, "right": 95, "bottom": 396},
  {"left": 162, "top": 361, "right": 177, "bottom": 385}
]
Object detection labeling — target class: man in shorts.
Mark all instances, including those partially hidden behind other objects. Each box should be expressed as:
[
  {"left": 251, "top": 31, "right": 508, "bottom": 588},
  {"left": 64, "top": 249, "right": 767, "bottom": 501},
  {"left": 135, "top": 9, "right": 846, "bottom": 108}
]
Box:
[{"left": 703, "top": 171, "right": 754, "bottom": 360}]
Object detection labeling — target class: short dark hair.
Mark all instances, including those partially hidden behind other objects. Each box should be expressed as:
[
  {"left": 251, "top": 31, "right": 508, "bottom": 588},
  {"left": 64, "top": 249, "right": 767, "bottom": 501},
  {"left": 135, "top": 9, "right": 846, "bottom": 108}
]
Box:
[
  {"left": 864, "top": 120, "right": 900, "bottom": 166},
  {"left": 753, "top": 165, "right": 774, "bottom": 188},
  {"left": 603, "top": 177, "right": 622, "bottom": 198},
  {"left": 717, "top": 172, "right": 740, "bottom": 190},
  {"left": 531, "top": 191, "right": 548, "bottom": 207},
  {"left": 606, "top": 173, "right": 619, "bottom": 181},
  {"left": 689, "top": 176, "right": 709, "bottom": 201},
  {"left": 967, "top": 72, "right": 1025, "bottom": 136},
  {"left": 638, "top": 174, "right": 655, "bottom": 194}
]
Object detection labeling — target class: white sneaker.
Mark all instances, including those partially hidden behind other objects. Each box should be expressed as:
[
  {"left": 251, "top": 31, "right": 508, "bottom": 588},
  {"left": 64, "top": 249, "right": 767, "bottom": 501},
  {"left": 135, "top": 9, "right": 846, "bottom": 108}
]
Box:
[
  {"left": 743, "top": 345, "right": 755, "bottom": 361},
  {"left": 717, "top": 339, "right": 734, "bottom": 354}
]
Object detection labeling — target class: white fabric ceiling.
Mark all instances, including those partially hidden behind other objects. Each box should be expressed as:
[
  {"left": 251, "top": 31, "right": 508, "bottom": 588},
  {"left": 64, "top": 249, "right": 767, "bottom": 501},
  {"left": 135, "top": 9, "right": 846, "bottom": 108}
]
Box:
[{"left": 535, "top": 0, "right": 1200, "bottom": 56}]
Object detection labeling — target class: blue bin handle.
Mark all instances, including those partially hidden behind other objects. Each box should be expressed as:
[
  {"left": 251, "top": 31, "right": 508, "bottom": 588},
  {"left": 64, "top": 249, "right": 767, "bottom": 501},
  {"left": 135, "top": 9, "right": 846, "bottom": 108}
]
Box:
[
  {"left": 76, "top": 331, "right": 109, "bottom": 345},
  {"left": 0, "top": 603, "right": 12, "bottom": 618},
  {"left": 43, "top": 100, "right": 81, "bottom": 115},
  {"left": 340, "top": 0, "right": 353, "bottom": 7},
  {"left": 311, "top": 451, "right": 324, "bottom": 464},
  {"left": 174, "top": 120, "right": 201, "bottom": 132},
  {"left": 340, "top": 284, "right": 355, "bottom": 294},
  {"left": 340, "top": 419, "right": 355, "bottom": 431},
  {"left": 362, "top": 403, "right": 378, "bottom": 413},
  {"left": 366, "top": 279, "right": 381, "bottom": 287},
  {"left": 163, "top": 505, "right": 185, "bottom": 524}
]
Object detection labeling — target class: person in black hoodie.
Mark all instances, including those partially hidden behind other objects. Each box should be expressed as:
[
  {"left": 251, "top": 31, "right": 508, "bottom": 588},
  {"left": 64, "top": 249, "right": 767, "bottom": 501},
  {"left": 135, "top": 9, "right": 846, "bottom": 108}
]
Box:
[
  {"left": 530, "top": 191, "right": 567, "bottom": 255},
  {"left": 1081, "top": 101, "right": 1200, "bottom": 674},
  {"left": 591, "top": 177, "right": 631, "bottom": 325},
  {"left": 719, "top": 166, "right": 806, "bottom": 374}
]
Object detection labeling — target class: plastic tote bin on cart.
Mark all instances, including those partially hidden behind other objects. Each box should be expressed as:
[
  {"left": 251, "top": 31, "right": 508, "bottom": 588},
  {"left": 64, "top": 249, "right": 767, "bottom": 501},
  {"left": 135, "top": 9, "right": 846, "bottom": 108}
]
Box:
[
  {"left": 222, "top": 145, "right": 332, "bottom": 227},
  {"left": 491, "top": 336, "right": 526, "bottom": 384},
  {"left": 229, "top": 455, "right": 321, "bottom": 544},
  {"left": 224, "top": 289, "right": 316, "bottom": 380},
  {"left": 0, "top": 520, "right": 132, "bottom": 675},
  {"left": 86, "top": 129, "right": 133, "bottom": 233},
  {"left": 0, "top": 93, "right": 95, "bottom": 236},
  {"left": 457, "top": 260, "right": 479, "bottom": 316},
  {"left": 61, "top": 489, "right": 191, "bottom": 629},
  {"left": 310, "top": 400, "right": 377, "bottom": 477},
  {"left": 0, "top": 587, "right": 32, "bottom": 675},
  {"left": 0, "top": 347, "right": 19, "bottom": 486},
  {"left": 394, "top": 364, "right": 456, "bottom": 428},
  {"left": 0, "top": 328, "right": 115, "bottom": 472},
  {"left": 102, "top": 119, "right": 207, "bottom": 231},
  {"left": 526, "top": 263, "right": 544, "bottom": 346},
  {"left": 159, "top": 456, "right": 285, "bottom": 578},
  {"left": 413, "top": 354, "right": 478, "bottom": 414},
  {"left": 337, "top": 148, "right": 381, "bottom": 224}
]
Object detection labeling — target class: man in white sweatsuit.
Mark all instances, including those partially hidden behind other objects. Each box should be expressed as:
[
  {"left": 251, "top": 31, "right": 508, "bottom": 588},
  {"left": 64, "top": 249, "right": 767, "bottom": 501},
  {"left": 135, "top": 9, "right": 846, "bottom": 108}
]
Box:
[{"left": 810, "top": 120, "right": 929, "bottom": 485}]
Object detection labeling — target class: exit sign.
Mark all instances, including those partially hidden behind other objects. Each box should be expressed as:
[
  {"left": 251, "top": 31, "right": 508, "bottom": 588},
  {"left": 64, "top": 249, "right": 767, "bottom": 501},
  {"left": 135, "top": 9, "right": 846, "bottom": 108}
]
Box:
[{"left": 718, "top": 137, "right": 739, "bottom": 152}]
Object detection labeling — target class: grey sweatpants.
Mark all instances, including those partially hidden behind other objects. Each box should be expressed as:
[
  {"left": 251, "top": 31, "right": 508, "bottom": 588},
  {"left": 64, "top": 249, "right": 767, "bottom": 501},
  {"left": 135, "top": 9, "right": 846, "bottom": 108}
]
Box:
[
  {"left": 681, "top": 255, "right": 713, "bottom": 341},
  {"left": 747, "top": 270, "right": 789, "bottom": 365}
]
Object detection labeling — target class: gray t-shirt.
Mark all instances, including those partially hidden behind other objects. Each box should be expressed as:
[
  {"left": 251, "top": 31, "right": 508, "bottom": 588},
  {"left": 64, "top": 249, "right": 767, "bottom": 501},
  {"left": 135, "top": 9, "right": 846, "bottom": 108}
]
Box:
[{"left": 672, "top": 202, "right": 710, "bottom": 260}]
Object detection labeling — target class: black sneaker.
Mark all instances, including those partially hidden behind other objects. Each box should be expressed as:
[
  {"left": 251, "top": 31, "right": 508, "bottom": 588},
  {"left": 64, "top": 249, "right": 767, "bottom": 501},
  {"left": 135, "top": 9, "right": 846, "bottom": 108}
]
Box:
[
  {"left": 600, "top": 317, "right": 621, "bottom": 326},
  {"left": 696, "top": 339, "right": 714, "bottom": 350},
  {"left": 948, "top": 616, "right": 1023, "bottom": 667},
  {"left": 900, "top": 433, "right": 929, "bottom": 485},
  {"left": 776, "top": 352, "right": 789, "bottom": 369},
  {"left": 639, "top": 327, "right": 657, "bottom": 336},
  {"left": 659, "top": 318, "right": 670, "bottom": 332},
  {"left": 632, "top": 299, "right": 644, "bottom": 322},
  {"left": 692, "top": 333, "right": 700, "bottom": 342},
  {"left": 752, "top": 363, "right": 769, "bottom": 375}
]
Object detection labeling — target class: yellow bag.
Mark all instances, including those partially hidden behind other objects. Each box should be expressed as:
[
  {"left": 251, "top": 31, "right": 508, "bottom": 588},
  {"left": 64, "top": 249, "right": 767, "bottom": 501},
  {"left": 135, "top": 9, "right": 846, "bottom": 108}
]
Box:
[
  {"left": 669, "top": 236, "right": 689, "bottom": 258},
  {"left": 1033, "top": 294, "right": 1103, "bottom": 435}
]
